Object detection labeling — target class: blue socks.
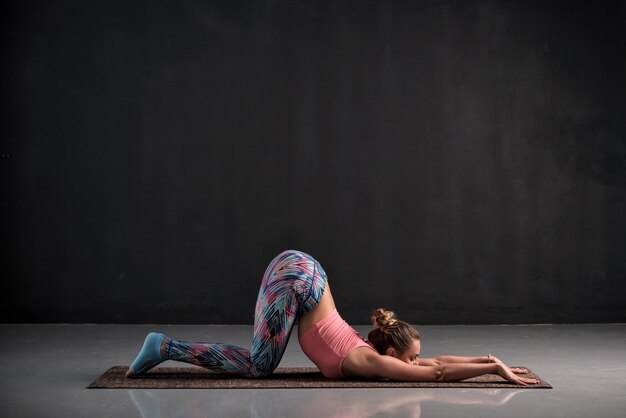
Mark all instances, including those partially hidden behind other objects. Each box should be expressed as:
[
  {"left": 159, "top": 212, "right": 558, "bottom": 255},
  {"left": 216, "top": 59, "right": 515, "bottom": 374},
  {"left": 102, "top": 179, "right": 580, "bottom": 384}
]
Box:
[{"left": 127, "top": 332, "right": 168, "bottom": 377}]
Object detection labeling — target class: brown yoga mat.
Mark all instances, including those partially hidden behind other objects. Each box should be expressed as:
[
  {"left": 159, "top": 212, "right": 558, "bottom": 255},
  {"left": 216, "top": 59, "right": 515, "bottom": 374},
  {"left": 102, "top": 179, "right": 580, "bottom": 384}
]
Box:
[{"left": 88, "top": 366, "right": 552, "bottom": 389}]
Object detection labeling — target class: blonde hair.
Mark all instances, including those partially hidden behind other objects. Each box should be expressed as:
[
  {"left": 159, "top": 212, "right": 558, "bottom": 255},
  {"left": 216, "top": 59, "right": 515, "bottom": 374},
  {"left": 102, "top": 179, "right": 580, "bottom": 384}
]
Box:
[{"left": 367, "top": 308, "right": 420, "bottom": 355}]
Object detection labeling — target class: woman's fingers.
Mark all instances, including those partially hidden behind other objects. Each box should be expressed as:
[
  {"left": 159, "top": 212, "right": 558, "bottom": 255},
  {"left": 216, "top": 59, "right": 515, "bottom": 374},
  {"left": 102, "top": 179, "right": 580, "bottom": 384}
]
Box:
[
  {"left": 492, "top": 357, "right": 529, "bottom": 375},
  {"left": 513, "top": 377, "right": 528, "bottom": 386},
  {"left": 497, "top": 364, "right": 539, "bottom": 385},
  {"left": 520, "top": 376, "right": 539, "bottom": 385},
  {"left": 517, "top": 376, "right": 541, "bottom": 385},
  {"left": 514, "top": 376, "right": 539, "bottom": 385}
]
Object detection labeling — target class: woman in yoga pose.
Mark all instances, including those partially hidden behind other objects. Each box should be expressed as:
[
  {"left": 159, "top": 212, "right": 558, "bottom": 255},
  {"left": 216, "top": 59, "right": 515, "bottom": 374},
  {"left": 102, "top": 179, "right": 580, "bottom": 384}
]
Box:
[{"left": 127, "top": 249, "right": 538, "bottom": 385}]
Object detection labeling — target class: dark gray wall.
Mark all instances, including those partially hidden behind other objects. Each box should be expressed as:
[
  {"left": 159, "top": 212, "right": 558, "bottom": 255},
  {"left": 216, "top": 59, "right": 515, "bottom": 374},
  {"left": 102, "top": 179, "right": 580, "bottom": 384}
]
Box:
[{"left": 2, "top": 0, "right": 625, "bottom": 324}]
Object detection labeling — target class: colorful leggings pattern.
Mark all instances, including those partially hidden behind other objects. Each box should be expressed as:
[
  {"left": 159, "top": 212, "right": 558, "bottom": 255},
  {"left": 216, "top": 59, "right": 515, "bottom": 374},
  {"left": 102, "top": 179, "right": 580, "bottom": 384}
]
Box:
[{"left": 164, "top": 249, "right": 327, "bottom": 377}]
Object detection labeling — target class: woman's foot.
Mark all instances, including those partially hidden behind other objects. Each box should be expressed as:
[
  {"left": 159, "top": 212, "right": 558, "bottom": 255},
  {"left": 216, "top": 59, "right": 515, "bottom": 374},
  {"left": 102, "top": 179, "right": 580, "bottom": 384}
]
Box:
[{"left": 126, "top": 332, "right": 168, "bottom": 378}]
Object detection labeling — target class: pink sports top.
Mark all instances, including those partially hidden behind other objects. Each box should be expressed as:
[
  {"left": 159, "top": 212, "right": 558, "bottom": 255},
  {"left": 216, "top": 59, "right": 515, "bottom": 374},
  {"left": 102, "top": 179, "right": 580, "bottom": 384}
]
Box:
[{"left": 298, "top": 309, "right": 376, "bottom": 378}]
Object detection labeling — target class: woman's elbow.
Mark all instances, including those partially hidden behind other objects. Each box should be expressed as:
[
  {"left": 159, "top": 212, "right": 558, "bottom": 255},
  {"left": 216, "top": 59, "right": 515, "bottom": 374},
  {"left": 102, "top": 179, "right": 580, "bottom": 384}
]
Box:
[
  {"left": 432, "top": 365, "right": 445, "bottom": 382},
  {"left": 412, "top": 365, "right": 444, "bottom": 382}
]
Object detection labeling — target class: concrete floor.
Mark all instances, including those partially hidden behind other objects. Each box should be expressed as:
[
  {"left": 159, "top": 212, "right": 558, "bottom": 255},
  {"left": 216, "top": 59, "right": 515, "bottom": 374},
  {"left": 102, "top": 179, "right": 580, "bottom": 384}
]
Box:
[{"left": 1, "top": 323, "right": 625, "bottom": 418}]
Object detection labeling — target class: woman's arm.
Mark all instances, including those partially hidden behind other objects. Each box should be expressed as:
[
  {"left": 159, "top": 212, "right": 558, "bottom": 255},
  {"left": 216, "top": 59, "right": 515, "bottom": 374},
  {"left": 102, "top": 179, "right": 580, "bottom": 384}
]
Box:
[
  {"left": 355, "top": 353, "right": 537, "bottom": 385},
  {"left": 418, "top": 355, "right": 490, "bottom": 366},
  {"left": 418, "top": 355, "right": 528, "bottom": 374}
]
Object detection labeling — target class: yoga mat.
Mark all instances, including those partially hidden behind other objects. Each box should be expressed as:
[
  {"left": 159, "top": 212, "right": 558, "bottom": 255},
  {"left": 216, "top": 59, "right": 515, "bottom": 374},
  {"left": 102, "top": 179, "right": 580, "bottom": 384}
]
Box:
[{"left": 88, "top": 366, "right": 552, "bottom": 389}]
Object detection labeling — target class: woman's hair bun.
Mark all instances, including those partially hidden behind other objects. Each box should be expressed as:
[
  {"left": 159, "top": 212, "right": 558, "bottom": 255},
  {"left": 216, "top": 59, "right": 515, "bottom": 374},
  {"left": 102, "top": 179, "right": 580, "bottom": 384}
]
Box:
[{"left": 371, "top": 308, "right": 398, "bottom": 331}]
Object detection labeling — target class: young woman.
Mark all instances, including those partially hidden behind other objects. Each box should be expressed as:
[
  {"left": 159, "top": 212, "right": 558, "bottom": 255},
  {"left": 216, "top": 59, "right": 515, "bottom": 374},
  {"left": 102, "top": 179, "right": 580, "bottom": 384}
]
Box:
[{"left": 127, "top": 249, "right": 538, "bottom": 385}]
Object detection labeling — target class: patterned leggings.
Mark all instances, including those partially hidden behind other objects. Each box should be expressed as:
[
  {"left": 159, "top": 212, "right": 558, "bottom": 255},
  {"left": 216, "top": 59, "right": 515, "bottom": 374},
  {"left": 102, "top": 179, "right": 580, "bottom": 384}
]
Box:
[{"left": 164, "top": 250, "right": 327, "bottom": 377}]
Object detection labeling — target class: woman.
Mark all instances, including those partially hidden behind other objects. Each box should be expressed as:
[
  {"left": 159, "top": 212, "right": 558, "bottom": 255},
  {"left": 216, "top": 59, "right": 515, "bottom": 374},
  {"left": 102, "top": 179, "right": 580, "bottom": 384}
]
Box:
[{"left": 127, "top": 249, "right": 538, "bottom": 385}]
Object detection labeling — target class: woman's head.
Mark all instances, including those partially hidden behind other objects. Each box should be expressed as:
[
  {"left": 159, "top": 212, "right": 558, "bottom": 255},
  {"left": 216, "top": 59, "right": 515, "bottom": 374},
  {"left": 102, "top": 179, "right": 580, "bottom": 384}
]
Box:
[{"left": 368, "top": 308, "right": 421, "bottom": 365}]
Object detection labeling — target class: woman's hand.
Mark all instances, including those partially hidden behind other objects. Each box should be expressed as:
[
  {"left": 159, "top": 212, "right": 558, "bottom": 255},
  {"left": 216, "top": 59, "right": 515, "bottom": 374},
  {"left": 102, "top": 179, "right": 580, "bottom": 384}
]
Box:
[
  {"left": 488, "top": 355, "right": 528, "bottom": 374},
  {"left": 496, "top": 364, "right": 539, "bottom": 386}
]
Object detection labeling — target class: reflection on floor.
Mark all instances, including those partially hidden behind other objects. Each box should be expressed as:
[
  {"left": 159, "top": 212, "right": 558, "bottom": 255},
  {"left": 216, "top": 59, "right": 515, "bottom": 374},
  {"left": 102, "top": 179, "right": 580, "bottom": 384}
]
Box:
[
  {"left": 130, "top": 385, "right": 529, "bottom": 418},
  {"left": 0, "top": 323, "right": 625, "bottom": 418}
]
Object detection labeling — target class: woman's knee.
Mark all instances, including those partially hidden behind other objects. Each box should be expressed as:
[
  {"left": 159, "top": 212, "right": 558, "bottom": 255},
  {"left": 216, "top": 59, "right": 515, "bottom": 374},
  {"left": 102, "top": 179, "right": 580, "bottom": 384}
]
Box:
[{"left": 278, "top": 249, "right": 307, "bottom": 259}]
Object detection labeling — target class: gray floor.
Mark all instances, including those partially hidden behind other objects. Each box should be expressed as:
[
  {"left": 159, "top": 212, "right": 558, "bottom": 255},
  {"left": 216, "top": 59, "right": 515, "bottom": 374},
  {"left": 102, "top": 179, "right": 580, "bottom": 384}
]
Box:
[{"left": 1, "top": 323, "right": 625, "bottom": 418}]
